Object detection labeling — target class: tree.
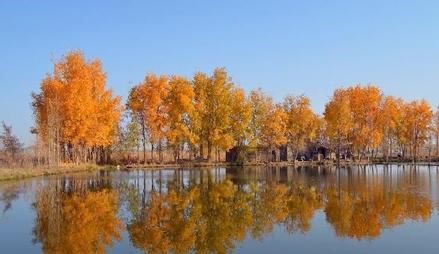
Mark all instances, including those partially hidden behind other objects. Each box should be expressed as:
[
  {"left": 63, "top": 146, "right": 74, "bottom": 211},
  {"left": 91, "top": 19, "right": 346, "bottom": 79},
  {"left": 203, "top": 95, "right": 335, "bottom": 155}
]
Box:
[
  {"left": 431, "top": 106, "right": 439, "bottom": 157},
  {"left": 248, "top": 89, "right": 272, "bottom": 148},
  {"left": 380, "top": 96, "right": 404, "bottom": 160},
  {"left": 32, "top": 51, "right": 121, "bottom": 164},
  {"left": 193, "top": 68, "right": 234, "bottom": 161},
  {"left": 403, "top": 99, "right": 432, "bottom": 161},
  {"left": 165, "top": 75, "right": 197, "bottom": 161},
  {"left": 260, "top": 104, "right": 287, "bottom": 161},
  {"left": 31, "top": 76, "right": 64, "bottom": 165},
  {"left": 346, "top": 85, "right": 383, "bottom": 159},
  {"left": 127, "top": 74, "right": 169, "bottom": 163},
  {"left": 229, "top": 88, "right": 252, "bottom": 162},
  {"left": 283, "top": 95, "right": 319, "bottom": 161},
  {"left": 0, "top": 122, "right": 22, "bottom": 161},
  {"left": 324, "top": 88, "right": 353, "bottom": 162},
  {"left": 127, "top": 86, "right": 148, "bottom": 164},
  {"left": 123, "top": 121, "right": 142, "bottom": 164}
]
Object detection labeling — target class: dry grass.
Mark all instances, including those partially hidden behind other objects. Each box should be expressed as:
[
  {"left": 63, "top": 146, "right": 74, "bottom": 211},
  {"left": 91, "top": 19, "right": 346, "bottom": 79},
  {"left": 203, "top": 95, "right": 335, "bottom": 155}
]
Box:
[{"left": 0, "top": 163, "right": 112, "bottom": 181}]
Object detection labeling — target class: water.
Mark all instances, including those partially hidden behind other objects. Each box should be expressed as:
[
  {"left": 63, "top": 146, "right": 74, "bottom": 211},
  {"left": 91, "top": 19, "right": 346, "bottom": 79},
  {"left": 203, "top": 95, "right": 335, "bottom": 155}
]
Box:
[{"left": 0, "top": 164, "right": 438, "bottom": 254}]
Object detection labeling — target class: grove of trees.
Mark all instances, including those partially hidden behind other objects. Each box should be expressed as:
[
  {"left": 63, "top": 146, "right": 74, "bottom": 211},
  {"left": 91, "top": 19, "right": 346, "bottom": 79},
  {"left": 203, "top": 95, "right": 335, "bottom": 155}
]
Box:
[
  {"left": 28, "top": 50, "right": 439, "bottom": 166},
  {"left": 31, "top": 51, "right": 121, "bottom": 165}
]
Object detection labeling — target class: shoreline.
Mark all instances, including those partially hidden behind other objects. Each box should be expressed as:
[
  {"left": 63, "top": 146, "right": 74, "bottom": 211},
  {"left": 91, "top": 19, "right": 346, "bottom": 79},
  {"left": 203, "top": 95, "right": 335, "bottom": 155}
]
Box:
[
  {"left": 2, "top": 160, "right": 439, "bottom": 182},
  {"left": 0, "top": 164, "right": 114, "bottom": 182}
]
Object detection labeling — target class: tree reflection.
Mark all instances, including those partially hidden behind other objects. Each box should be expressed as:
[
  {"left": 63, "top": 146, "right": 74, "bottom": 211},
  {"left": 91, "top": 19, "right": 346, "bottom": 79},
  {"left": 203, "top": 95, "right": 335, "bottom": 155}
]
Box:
[
  {"left": 28, "top": 166, "right": 437, "bottom": 254},
  {"left": 0, "top": 182, "right": 24, "bottom": 216},
  {"left": 123, "top": 166, "right": 435, "bottom": 253},
  {"left": 32, "top": 179, "right": 123, "bottom": 254},
  {"left": 325, "top": 183, "right": 432, "bottom": 240}
]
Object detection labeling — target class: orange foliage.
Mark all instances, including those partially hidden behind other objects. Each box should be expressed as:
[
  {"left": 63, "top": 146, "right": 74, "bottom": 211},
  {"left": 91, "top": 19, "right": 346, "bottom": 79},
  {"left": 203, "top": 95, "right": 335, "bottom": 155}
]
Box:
[{"left": 32, "top": 51, "right": 121, "bottom": 163}]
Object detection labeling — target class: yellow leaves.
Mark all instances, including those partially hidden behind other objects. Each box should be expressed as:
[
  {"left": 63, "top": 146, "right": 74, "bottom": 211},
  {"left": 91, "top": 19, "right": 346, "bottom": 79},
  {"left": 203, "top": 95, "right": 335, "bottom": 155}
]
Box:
[
  {"left": 261, "top": 104, "right": 287, "bottom": 148},
  {"left": 193, "top": 68, "right": 236, "bottom": 156},
  {"left": 166, "top": 75, "right": 196, "bottom": 147},
  {"left": 403, "top": 99, "right": 432, "bottom": 153},
  {"left": 324, "top": 88, "right": 352, "bottom": 145},
  {"left": 139, "top": 74, "right": 169, "bottom": 144},
  {"left": 34, "top": 51, "right": 439, "bottom": 162},
  {"left": 230, "top": 88, "right": 252, "bottom": 147},
  {"left": 32, "top": 50, "right": 122, "bottom": 151},
  {"left": 283, "top": 95, "right": 319, "bottom": 152},
  {"left": 325, "top": 85, "right": 384, "bottom": 155},
  {"left": 33, "top": 188, "right": 123, "bottom": 254}
]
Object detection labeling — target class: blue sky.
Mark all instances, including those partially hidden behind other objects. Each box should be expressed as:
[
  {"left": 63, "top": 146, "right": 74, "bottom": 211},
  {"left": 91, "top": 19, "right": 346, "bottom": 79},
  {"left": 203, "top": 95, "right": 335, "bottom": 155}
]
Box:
[{"left": 1, "top": 1, "right": 439, "bottom": 144}]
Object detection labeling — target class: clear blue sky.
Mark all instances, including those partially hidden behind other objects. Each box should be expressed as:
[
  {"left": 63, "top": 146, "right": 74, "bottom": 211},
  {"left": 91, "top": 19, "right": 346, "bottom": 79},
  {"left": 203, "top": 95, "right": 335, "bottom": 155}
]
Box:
[{"left": 1, "top": 1, "right": 439, "bottom": 144}]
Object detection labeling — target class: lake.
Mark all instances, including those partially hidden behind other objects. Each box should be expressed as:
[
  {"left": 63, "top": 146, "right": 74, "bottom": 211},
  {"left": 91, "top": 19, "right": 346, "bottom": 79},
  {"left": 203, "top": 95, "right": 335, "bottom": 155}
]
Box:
[{"left": 0, "top": 164, "right": 438, "bottom": 254}]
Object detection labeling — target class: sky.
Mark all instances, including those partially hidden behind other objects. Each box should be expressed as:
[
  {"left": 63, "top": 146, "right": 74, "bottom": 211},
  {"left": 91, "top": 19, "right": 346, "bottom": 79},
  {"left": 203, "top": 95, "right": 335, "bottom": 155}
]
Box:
[{"left": 1, "top": 0, "right": 439, "bottom": 145}]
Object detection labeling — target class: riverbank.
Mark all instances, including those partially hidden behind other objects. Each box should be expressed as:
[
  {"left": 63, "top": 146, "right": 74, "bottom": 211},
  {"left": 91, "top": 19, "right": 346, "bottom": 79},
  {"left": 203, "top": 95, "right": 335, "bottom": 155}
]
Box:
[
  {"left": 2, "top": 159, "right": 439, "bottom": 182},
  {"left": 0, "top": 164, "right": 113, "bottom": 181}
]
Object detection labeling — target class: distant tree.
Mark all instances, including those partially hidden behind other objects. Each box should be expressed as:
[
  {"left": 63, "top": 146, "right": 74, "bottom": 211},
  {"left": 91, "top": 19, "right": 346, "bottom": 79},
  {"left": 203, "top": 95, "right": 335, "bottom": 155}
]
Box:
[
  {"left": 248, "top": 89, "right": 272, "bottom": 149},
  {"left": 324, "top": 89, "right": 353, "bottom": 162},
  {"left": 403, "top": 99, "right": 432, "bottom": 161},
  {"left": 345, "top": 85, "right": 383, "bottom": 160},
  {"left": 431, "top": 106, "right": 439, "bottom": 157},
  {"left": 229, "top": 88, "right": 252, "bottom": 163},
  {"left": 192, "top": 68, "right": 235, "bottom": 161},
  {"left": 165, "top": 75, "right": 197, "bottom": 161},
  {"left": 283, "top": 95, "right": 319, "bottom": 161},
  {"left": 380, "top": 96, "right": 404, "bottom": 160},
  {"left": 0, "top": 122, "right": 22, "bottom": 160},
  {"left": 260, "top": 104, "right": 287, "bottom": 161},
  {"left": 127, "top": 74, "right": 169, "bottom": 163},
  {"left": 125, "top": 121, "right": 141, "bottom": 151}
]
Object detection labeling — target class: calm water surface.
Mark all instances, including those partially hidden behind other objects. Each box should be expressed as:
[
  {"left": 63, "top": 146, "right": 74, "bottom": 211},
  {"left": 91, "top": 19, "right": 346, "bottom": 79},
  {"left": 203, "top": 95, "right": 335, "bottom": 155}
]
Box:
[{"left": 0, "top": 164, "right": 438, "bottom": 254}]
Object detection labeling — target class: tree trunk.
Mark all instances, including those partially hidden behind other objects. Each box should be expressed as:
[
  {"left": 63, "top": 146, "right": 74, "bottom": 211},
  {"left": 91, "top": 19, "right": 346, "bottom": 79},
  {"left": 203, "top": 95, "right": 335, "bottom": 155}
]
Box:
[
  {"left": 141, "top": 119, "right": 147, "bottom": 165},
  {"left": 150, "top": 144, "right": 154, "bottom": 163},
  {"left": 207, "top": 141, "right": 212, "bottom": 161}
]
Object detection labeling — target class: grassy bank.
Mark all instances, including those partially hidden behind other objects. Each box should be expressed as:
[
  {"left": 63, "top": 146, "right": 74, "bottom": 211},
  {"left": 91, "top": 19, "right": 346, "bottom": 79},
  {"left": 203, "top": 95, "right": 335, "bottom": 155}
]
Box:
[
  {"left": 2, "top": 159, "right": 439, "bottom": 182},
  {"left": 0, "top": 164, "right": 114, "bottom": 182}
]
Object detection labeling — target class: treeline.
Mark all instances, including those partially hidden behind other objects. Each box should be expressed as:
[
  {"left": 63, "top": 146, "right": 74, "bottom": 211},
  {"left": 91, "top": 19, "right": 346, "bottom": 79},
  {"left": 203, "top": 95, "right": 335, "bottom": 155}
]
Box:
[
  {"left": 325, "top": 86, "right": 436, "bottom": 162},
  {"left": 30, "top": 51, "right": 439, "bottom": 165}
]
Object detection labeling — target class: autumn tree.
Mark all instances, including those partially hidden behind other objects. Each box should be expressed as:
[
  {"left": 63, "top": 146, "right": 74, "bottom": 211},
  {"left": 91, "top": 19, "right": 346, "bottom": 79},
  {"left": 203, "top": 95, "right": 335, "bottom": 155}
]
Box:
[
  {"left": 346, "top": 85, "right": 383, "bottom": 159},
  {"left": 127, "top": 74, "right": 169, "bottom": 163},
  {"left": 193, "top": 68, "right": 235, "bottom": 161},
  {"left": 283, "top": 95, "right": 319, "bottom": 161},
  {"left": 260, "top": 104, "right": 287, "bottom": 161},
  {"left": 31, "top": 76, "right": 64, "bottom": 165},
  {"left": 380, "top": 96, "right": 404, "bottom": 160},
  {"left": 229, "top": 88, "right": 252, "bottom": 162},
  {"left": 403, "top": 99, "right": 432, "bottom": 161},
  {"left": 248, "top": 89, "right": 272, "bottom": 148},
  {"left": 431, "top": 106, "right": 439, "bottom": 157},
  {"left": 165, "top": 75, "right": 197, "bottom": 161},
  {"left": 324, "top": 88, "right": 353, "bottom": 162},
  {"left": 32, "top": 51, "right": 121, "bottom": 164},
  {"left": 245, "top": 89, "right": 274, "bottom": 162}
]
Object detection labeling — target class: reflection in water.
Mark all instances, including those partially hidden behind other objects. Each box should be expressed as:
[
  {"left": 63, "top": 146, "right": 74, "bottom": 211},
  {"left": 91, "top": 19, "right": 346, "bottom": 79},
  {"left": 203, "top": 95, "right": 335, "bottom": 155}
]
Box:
[
  {"left": 32, "top": 178, "right": 123, "bottom": 254},
  {"left": 0, "top": 182, "right": 23, "bottom": 216},
  {"left": 27, "top": 165, "right": 439, "bottom": 254}
]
